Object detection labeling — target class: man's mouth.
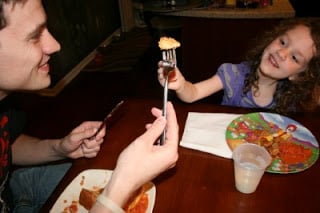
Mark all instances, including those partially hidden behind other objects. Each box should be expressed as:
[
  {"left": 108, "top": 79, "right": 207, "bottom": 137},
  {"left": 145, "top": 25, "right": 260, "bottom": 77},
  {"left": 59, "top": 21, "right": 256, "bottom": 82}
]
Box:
[{"left": 39, "top": 63, "right": 50, "bottom": 72}]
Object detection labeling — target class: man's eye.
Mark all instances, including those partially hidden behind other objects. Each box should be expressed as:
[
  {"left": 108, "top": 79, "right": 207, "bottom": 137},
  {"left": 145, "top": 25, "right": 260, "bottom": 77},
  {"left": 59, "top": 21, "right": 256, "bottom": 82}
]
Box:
[
  {"left": 30, "top": 33, "right": 41, "bottom": 41},
  {"left": 29, "top": 28, "right": 45, "bottom": 42}
]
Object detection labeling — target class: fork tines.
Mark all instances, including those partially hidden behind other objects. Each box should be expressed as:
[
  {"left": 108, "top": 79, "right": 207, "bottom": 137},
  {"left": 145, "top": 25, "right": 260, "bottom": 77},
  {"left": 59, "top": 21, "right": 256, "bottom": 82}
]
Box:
[{"left": 162, "top": 48, "right": 177, "bottom": 65}]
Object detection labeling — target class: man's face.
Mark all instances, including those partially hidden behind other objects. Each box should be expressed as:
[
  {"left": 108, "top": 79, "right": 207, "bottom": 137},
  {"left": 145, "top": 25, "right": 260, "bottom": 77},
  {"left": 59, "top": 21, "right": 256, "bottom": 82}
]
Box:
[{"left": 0, "top": 0, "right": 60, "bottom": 92}]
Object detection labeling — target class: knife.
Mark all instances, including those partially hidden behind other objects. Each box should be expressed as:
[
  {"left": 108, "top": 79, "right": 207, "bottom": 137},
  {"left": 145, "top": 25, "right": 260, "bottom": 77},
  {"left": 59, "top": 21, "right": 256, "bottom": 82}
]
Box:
[{"left": 89, "top": 100, "right": 124, "bottom": 140}]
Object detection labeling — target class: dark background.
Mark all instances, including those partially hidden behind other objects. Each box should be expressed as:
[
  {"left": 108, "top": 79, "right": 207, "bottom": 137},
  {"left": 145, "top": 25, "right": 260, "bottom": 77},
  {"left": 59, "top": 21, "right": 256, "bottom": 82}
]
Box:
[
  {"left": 43, "top": 0, "right": 121, "bottom": 87},
  {"left": 289, "top": 0, "right": 319, "bottom": 17}
]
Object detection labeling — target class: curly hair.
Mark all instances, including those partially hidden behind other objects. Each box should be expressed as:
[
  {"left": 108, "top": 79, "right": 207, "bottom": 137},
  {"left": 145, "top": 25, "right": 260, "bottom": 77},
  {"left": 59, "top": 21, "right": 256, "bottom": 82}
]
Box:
[
  {"left": 0, "top": 0, "right": 26, "bottom": 30},
  {"left": 243, "top": 18, "right": 320, "bottom": 114}
]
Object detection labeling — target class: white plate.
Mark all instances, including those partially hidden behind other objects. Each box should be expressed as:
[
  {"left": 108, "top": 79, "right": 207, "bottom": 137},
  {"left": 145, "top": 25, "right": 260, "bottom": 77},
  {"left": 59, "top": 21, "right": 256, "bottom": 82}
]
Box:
[{"left": 50, "top": 169, "right": 156, "bottom": 212}]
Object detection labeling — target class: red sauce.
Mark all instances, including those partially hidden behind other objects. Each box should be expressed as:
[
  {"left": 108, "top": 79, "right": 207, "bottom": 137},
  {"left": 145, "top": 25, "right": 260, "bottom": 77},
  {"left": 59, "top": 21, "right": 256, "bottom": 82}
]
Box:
[
  {"left": 63, "top": 201, "right": 78, "bottom": 213},
  {"left": 279, "top": 142, "right": 312, "bottom": 164},
  {"left": 168, "top": 70, "right": 176, "bottom": 82},
  {"left": 126, "top": 194, "right": 149, "bottom": 213},
  {"left": 80, "top": 176, "right": 85, "bottom": 186}
]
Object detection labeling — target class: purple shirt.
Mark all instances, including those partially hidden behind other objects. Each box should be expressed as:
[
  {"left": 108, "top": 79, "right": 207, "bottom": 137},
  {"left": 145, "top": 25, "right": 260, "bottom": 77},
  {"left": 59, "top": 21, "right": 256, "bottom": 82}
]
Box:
[{"left": 217, "top": 62, "right": 275, "bottom": 109}]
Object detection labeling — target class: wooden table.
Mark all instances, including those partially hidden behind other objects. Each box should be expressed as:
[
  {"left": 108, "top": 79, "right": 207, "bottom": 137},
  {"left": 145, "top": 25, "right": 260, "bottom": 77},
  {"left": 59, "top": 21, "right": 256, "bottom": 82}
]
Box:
[{"left": 42, "top": 98, "right": 320, "bottom": 212}]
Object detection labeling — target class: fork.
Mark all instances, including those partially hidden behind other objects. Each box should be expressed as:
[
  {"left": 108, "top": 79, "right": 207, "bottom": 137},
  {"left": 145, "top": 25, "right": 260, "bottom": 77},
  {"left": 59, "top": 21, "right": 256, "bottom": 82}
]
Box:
[{"left": 158, "top": 48, "right": 176, "bottom": 145}]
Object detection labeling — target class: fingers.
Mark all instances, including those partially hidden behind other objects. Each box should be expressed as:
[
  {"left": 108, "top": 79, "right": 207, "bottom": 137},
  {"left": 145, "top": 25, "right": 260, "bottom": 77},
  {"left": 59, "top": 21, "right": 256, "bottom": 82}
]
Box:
[
  {"left": 81, "top": 143, "right": 100, "bottom": 158},
  {"left": 145, "top": 107, "right": 163, "bottom": 130},
  {"left": 81, "top": 138, "right": 103, "bottom": 158},
  {"left": 138, "top": 116, "right": 166, "bottom": 146},
  {"left": 157, "top": 61, "right": 167, "bottom": 81},
  {"left": 70, "top": 128, "right": 97, "bottom": 143},
  {"left": 164, "top": 102, "right": 179, "bottom": 147},
  {"left": 71, "top": 121, "right": 106, "bottom": 142},
  {"left": 158, "top": 60, "right": 164, "bottom": 67},
  {"left": 147, "top": 102, "right": 178, "bottom": 148},
  {"left": 158, "top": 68, "right": 165, "bottom": 82},
  {"left": 72, "top": 121, "right": 102, "bottom": 134},
  {"left": 151, "top": 107, "right": 162, "bottom": 117},
  {"left": 93, "top": 125, "right": 106, "bottom": 140}
]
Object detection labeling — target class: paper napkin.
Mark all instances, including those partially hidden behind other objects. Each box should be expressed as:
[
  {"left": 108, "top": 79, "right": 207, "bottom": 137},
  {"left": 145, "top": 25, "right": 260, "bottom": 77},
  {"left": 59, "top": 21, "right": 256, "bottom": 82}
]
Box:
[{"left": 180, "top": 112, "right": 242, "bottom": 159}]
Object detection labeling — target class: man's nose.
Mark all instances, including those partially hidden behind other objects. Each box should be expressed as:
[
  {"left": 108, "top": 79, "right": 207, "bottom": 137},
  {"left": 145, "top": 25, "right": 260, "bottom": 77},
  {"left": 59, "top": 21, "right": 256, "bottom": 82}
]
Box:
[{"left": 42, "top": 29, "right": 61, "bottom": 54}]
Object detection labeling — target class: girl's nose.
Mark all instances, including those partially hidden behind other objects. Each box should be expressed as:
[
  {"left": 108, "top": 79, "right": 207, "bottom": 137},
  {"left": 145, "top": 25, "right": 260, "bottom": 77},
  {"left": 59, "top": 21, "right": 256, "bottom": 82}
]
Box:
[{"left": 276, "top": 48, "right": 288, "bottom": 60}]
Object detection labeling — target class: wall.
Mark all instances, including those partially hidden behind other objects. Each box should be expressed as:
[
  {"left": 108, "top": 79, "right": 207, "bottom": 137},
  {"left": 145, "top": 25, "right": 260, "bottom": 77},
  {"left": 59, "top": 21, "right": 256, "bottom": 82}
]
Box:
[
  {"left": 181, "top": 18, "right": 281, "bottom": 82},
  {"left": 42, "top": 0, "right": 121, "bottom": 93}
]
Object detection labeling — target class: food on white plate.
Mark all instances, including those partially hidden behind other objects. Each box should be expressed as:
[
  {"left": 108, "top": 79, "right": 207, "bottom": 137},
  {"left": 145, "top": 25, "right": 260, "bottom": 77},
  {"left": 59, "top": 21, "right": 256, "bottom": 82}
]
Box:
[
  {"left": 63, "top": 182, "right": 151, "bottom": 213},
  {"left": 79, "top": 187, "right": 104, "bottom": 210}
]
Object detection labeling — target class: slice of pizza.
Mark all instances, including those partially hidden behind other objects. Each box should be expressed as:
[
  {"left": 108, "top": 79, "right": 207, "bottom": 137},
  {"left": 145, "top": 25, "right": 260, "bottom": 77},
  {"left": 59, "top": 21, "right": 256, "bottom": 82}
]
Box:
[
  {"left": 79, "top": 182, "right": 152, "bottom": 212},
  {"left": 79, "top": 187, "right": 104, "bottom": 210}
]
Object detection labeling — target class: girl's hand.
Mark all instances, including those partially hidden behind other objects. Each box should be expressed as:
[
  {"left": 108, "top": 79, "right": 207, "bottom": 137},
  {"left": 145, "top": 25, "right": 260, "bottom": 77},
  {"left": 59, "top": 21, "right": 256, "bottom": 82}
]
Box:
[{"left": 157, "top": 61, "right": 185, "bottom": 91}]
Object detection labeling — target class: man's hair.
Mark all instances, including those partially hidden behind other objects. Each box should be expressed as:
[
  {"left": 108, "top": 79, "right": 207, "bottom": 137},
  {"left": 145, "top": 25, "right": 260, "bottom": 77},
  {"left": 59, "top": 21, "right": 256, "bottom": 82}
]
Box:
[{"left": 0, "top": 0, "right": 25, "bottom": 30}]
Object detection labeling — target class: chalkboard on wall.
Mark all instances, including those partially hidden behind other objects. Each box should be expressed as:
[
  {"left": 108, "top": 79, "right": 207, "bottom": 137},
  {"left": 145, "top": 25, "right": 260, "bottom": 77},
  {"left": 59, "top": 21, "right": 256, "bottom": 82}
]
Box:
[{"left": 41, "top": 0, "right": 121, "bottom": 95}]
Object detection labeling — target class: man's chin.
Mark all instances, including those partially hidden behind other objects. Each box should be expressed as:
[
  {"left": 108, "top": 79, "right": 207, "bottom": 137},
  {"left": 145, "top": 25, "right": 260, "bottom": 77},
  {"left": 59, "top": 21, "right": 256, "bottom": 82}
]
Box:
[{"left": 30, "top": 79, "right": 51, "bottom": 91}]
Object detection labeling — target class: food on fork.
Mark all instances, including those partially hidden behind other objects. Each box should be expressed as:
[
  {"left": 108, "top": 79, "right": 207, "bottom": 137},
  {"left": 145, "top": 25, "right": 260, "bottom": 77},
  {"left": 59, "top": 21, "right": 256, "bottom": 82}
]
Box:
[{"left": 158, "top": 36, "right": 181, "bottom": 50}]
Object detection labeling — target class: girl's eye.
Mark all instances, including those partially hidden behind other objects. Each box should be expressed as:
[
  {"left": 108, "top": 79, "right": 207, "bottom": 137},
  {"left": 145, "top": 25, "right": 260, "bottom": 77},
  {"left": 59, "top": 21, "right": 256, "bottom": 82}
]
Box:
[
  {"left": 279, "top": 38, "right": 286, "bottom": 46},
  {"left": 292, "top": 55, "right": 299, "bottom": 63}
]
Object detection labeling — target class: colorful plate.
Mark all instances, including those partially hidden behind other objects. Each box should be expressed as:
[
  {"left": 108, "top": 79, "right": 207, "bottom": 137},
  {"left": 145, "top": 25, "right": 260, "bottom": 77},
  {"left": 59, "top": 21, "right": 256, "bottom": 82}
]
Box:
[
  {"left": 226, "top": 112, "right": 319, "bottom": 174},
  {"left": 50, "top": 169, "right": 155, "bottom": 212}
]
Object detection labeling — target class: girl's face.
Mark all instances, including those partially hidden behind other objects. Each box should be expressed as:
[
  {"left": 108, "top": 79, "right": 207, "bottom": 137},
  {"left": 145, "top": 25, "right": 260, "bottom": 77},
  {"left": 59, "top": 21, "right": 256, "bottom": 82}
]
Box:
[
  {"left": 0, "top": 0, "right": 60, "bottom": 92},
  {"left": 260, "top": 25, "right": 316, "bottom": 81}
]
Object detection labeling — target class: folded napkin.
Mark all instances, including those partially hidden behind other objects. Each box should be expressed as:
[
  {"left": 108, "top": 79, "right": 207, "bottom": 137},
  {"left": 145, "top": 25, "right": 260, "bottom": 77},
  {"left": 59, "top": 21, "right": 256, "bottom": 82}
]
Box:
[{"left": 180, "top": 112, "right": 242, "bottom": 159}]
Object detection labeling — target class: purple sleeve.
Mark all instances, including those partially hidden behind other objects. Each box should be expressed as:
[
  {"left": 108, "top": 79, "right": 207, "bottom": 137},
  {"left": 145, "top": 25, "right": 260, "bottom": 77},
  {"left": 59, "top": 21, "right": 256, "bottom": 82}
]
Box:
[{"left": 217, "top": 62, "right": 250, "bottom": 106}]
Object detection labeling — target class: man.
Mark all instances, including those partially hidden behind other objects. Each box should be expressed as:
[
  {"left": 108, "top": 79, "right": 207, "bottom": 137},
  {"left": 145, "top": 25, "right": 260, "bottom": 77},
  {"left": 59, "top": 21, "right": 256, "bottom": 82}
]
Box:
[
  {"left": 0, "top": 0, "right": 179, "bottom": 212},
  {"left": 0, "top": 0, "right": 106, "bottom": 211}
]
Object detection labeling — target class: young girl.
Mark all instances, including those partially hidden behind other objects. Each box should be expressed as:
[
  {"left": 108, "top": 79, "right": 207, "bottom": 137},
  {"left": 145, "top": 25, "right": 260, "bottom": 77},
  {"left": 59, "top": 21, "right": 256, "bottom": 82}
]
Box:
[{"left": 157, "top": 18, "right": 320, "bottom": 114}]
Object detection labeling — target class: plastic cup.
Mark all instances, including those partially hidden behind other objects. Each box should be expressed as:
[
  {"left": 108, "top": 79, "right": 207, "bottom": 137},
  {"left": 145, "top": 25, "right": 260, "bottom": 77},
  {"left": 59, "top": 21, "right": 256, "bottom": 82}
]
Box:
[{"left": 232, "top": 143, "right": 272, "bottom": 194}]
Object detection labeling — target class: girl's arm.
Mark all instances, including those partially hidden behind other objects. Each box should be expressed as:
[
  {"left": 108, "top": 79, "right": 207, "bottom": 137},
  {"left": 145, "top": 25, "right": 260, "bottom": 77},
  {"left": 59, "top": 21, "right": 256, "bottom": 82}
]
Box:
[
  {"left": 176, "top": 74, "right": 224, "bottom": 103},
  {"left": 158, "top": 62, "right": 224, "bottom": 103}
]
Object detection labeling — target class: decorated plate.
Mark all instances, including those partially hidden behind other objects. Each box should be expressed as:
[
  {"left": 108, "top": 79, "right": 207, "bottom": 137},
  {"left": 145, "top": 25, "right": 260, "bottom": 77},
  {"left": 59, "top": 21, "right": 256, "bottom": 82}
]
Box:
[
  {"left": 226, "top": 112, "right": 319, "bottom": 174},
  {"left": 50, "top": 169, "right": 155, "bottom": 212}
]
